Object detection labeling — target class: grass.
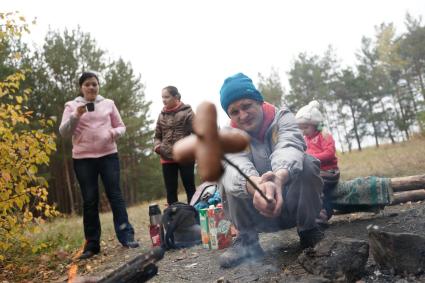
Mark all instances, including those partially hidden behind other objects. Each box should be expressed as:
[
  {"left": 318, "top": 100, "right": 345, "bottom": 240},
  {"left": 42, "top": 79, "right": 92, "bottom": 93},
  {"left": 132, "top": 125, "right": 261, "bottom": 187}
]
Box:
[
  {"left": 31, "top": 199, "right": 165, "bottom": 251},
  {"left": 0, "top": 198, "right": 173, "bottom": 282},
  {"left": 338, "top": 135, "right": 425, "bottom": 180},
  {"left": 1, "top": 136, "right": 425, "bottom": 282}
]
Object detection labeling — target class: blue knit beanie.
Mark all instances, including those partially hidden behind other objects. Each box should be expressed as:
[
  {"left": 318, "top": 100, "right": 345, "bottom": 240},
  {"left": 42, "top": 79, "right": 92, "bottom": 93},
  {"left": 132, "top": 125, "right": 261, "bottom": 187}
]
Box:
[{"left": 220, "top": 73, "right": 263, "bottom": 113}]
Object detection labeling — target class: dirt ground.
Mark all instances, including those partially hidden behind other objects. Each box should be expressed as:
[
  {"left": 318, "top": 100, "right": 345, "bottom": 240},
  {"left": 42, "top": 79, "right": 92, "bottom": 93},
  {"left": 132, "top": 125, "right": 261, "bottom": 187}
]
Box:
[{"left": 62, "top": 200, "right": 425, "bottom": 283}]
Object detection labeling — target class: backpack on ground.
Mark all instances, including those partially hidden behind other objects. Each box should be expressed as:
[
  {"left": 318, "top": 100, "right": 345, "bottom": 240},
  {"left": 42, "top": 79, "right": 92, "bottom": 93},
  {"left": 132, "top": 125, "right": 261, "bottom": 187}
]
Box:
[
  {"left": 190, "top": 182, "right": 220, "bottom": 211},
  {"left": 161, "top": 202, "right": 201, "bottom": 250}
]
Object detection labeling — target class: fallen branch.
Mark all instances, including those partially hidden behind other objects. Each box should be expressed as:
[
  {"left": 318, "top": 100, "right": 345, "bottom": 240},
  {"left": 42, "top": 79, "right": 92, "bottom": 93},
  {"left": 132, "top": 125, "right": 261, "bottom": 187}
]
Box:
[{"left": 98, "top": 247, "right": 164, "bottom": 283}]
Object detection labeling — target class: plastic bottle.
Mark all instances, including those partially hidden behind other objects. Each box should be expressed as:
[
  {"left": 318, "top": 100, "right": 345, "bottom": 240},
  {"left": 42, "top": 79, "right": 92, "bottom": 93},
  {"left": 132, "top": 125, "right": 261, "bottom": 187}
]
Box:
[{"left": 148, "top": 203, "right": 164, "bottom": 247}]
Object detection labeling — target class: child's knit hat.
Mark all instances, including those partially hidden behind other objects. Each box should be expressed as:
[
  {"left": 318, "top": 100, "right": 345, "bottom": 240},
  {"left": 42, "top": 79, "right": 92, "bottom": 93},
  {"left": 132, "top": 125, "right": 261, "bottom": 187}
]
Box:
[
  {"left": 220, "top": 73, "right": 263, "bottom": 113},
  {"left": 295, "top": 100, "right": 323, "bottom": 125}
]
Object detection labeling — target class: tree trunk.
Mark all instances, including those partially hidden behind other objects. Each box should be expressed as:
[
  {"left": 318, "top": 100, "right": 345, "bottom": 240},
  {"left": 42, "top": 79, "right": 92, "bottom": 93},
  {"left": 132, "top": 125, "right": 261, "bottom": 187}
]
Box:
[
  {"left": 371, "top": 119, "right": 379, "bottom": 148},
  {"left": 367, "top": 98, "right": 379, "bottom": 148},
  {"left": 405, "top": 77, "right": 418, "bottom": 113},
  {"left": 391, "top": 189, "right": 425, "bottom": 205},
  {"left": 394, "top": 86, "right": 410, "bottom": 140},
  {"left": 342, "top": 117, "right": 352, "bottom": 152},
  {"left": 380, "top": 101, "right": 396, "bottom": 144},
  {"left": 414, "top": 65, "right": 425, "bottom": 101},
  {"left": 391, "top": 174, "right": 425, "bottom": 192},
  {"left": 349, "top": 104, "right": 362, "bottom": 151},
  {"left": 406, "top": 75, "right": 424, "bottom": 133},
  {"left": 62, "top": 145, "right": 75, "bottom": 214}
]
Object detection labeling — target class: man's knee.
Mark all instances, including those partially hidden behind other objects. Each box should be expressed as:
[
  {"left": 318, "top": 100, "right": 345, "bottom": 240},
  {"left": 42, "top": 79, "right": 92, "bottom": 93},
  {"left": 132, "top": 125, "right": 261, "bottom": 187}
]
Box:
[
  {"left": 285, "top": 155, "right": 323, "bottom": 205},
  {"left": 301, "top": 154, "right": 321, "bottom": 178}
]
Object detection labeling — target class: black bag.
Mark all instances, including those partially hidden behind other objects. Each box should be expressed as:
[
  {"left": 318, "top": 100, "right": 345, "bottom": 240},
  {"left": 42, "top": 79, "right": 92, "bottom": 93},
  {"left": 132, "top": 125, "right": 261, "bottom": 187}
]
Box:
[{"left": 161, "top": 202, "right": 201, "bottom": 250}]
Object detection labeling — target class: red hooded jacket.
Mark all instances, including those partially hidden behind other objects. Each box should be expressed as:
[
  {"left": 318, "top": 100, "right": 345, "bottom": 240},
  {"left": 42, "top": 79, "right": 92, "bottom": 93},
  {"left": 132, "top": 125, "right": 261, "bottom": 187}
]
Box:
[{"left": 305, "top": 130, "right": 338, "bottom": 171}]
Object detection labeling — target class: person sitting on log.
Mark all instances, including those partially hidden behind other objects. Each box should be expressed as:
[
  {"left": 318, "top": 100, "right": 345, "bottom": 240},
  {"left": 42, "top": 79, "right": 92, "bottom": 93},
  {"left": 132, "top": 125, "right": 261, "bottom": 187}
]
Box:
[
  {"left": 217, "top": 73, "right": 324, "bottom": 268},
  {"left": 295, "top": 100, "right": 340, "bottom": 226}
]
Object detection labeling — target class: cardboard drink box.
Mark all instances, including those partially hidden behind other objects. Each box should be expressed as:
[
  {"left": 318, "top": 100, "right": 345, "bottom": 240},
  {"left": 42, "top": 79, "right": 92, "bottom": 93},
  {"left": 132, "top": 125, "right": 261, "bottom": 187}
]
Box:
[
  {"left": 207, "top": 204, "right": 232, "bottom": 250},
  {"left": 207, "top": 205, "right": 218, "bottom": 249},
  {"left": 199, "top": 208, "right": 210, "bottom": 249}
]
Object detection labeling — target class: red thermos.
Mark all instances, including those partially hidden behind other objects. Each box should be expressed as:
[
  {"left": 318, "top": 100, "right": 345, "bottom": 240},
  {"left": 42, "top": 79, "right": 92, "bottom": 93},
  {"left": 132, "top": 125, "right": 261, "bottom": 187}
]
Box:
[{"left": 148, "top": 203, "right": 163, "bottom": 247}]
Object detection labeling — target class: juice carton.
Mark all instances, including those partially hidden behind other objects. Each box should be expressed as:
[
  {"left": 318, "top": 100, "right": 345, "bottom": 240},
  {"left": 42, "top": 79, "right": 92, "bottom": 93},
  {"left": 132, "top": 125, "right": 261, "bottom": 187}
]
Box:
[
  {"left": 208, "top": 204, "right": 232, "bottom": 250},
  {"left": 199, "top": 208, "right": 210, "bottom": 249},
  {"left": 208, "top": 205, "right": 218, "bottom": 249},
  {"left": 214, "top": 204, "right": 232, "bottom": 249}
]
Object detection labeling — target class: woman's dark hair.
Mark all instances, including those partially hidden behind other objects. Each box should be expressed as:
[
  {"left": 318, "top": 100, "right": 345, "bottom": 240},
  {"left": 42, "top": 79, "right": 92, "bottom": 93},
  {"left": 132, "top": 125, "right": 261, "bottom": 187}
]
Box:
[
  {"left": 79, "top": 71, "right": 99, "bottom": 87},
  {"left": 163, "top": 86, "right": 181, "bottom": 100}
]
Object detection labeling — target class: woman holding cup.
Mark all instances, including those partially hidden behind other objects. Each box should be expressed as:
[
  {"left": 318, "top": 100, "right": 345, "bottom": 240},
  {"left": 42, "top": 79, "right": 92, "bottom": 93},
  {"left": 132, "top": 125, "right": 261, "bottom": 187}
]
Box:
[{"left": 59, "top": 71, "right": 139, "bottom": 260}]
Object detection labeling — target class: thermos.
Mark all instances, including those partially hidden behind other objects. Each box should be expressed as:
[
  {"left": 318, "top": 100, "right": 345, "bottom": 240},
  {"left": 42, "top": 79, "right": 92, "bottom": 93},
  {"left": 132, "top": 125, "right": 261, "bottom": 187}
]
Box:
[{"left": 148, "top": 203, "right": 163, "bottom": 247}]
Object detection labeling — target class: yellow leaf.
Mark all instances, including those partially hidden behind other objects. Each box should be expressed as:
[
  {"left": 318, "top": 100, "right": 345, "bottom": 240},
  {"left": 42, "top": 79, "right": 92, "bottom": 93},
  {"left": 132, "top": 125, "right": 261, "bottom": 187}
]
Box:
[
  {"left": 28, "top": 165, "right": 38, "bottom": 174},
  {"left": 2, "top": 171, "right": 11, "bottom": 182},
  {"left": 15, "top": 96, "right": 23, "bottom": 103}
]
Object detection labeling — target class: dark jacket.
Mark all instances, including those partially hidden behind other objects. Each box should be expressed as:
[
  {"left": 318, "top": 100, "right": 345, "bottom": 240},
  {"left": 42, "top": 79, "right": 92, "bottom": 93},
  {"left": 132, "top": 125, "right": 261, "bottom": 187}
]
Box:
[{"left": 154, "top": 103, "right": 194, "bottom": 161}]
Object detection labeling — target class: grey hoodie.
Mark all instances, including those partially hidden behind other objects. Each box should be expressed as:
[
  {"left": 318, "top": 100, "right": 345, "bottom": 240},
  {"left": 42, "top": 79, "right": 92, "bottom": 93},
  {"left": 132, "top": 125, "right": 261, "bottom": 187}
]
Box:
[{"left": 220, "top": 106, "right": 306, "bottom": 198}]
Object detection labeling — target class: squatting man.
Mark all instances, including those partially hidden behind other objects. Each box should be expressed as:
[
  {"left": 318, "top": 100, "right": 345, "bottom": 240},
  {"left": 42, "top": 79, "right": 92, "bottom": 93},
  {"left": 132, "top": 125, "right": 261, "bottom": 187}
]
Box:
[{"left": 217, "top": 72, "right": 324, "bottom": 268}]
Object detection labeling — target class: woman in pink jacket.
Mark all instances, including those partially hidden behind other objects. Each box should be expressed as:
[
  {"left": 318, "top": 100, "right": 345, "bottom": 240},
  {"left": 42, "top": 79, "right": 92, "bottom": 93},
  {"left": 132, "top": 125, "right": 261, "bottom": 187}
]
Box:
[
  {"left": 59, "top": 72, "right": 139, "bottom": 260},
  {"left": 296, "top": 100, "right": 340, "bottom": 225}
]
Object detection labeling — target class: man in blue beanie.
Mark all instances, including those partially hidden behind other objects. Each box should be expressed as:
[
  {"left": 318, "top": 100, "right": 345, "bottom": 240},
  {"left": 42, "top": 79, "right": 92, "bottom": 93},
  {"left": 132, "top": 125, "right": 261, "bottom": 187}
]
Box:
[{"left": 218, "top": 73, "right": 324, "bottom": 268}]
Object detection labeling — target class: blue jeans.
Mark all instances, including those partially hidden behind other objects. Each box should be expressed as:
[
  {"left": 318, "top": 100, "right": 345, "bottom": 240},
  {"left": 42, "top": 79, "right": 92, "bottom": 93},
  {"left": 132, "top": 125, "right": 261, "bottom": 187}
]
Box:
[{"left": 73, "top": 153, "right": 135, "bottom": 251}]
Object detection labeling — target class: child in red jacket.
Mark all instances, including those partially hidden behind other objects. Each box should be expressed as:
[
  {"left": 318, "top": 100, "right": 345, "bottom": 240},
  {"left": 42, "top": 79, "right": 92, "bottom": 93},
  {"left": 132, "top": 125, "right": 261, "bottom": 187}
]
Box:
[{"left": 296, "top": 100, "right": 340, "bottom": 225}]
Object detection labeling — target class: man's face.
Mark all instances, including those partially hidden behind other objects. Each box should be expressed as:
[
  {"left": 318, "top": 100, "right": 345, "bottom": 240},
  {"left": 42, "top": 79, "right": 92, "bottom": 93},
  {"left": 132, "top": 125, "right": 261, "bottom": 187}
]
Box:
[{"left": 227, "top": 99, "right": 263, "bottom": 136}]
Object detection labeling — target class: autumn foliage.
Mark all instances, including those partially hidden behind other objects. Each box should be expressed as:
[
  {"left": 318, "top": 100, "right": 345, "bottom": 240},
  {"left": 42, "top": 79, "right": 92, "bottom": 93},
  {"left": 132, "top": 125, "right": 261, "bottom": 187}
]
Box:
[{"left": 0, "top": 12, "right": 57, "bottom": 261}]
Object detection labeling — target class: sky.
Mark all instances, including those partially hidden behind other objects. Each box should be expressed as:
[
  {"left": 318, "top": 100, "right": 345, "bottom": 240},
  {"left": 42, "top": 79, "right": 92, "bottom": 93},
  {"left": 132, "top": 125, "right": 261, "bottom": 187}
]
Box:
[{"left": 3, "top": 0, "right": 425, "bottom": 126}]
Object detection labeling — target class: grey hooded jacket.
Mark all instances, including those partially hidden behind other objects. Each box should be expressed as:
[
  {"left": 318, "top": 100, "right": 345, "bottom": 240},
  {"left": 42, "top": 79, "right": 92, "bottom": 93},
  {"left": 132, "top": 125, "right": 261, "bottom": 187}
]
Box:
[{"left": 220, "top": 105, "right": 307, "bottom": 198}]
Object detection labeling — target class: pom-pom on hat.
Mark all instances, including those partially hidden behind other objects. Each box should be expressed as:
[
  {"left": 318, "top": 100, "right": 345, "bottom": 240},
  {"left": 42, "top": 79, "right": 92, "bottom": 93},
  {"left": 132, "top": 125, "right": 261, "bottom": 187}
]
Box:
[
  {"left": 220, "top": 73, "right": 263, "bottom": 114},
  {"left": 295, "top": 100, "right": 323, "bottom": 125}
]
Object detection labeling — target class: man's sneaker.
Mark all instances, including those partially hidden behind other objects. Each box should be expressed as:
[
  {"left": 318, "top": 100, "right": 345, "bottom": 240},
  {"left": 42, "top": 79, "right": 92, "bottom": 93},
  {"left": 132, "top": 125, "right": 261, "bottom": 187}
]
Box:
[
  {"left": 299, "top": 227, "right": 324, "bottom": 249},
  {"left": 219, "top": 233, "right": 264, "bottom": 268}
]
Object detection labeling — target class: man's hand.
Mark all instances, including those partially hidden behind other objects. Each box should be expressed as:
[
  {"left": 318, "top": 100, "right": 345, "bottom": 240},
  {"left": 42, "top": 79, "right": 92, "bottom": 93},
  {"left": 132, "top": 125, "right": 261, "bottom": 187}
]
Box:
[
  {"left": 247, "top": 171, "right": 284, "bottom": 218},
  {"left": 253, "top": 180, "right": 283, "bottom": 218}
]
